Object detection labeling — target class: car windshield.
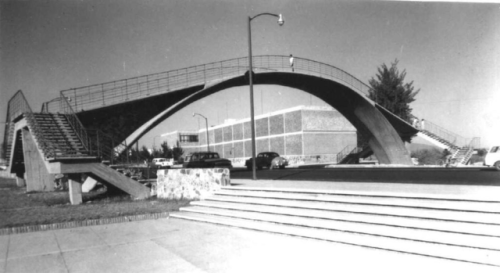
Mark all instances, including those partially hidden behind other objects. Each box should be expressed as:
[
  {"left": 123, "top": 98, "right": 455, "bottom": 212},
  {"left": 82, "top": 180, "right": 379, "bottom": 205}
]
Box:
[
  {"left": 208, "top": 153, "right": 219, "bottom": 159},
  {"left": 491, "top": 146, "right": 499, "bottom": 153}
]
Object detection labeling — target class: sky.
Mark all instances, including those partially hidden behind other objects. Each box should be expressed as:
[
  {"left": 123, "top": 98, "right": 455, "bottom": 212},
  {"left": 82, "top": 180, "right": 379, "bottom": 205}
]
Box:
[{"left": 1, "top": 0, "right": 499, "bottom": 149}]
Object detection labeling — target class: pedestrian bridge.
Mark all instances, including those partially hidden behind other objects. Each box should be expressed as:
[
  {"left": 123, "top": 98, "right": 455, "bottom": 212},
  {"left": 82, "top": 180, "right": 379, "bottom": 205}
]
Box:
[{"left": 7, "top": 55, "right": 418, "bottom": 165}]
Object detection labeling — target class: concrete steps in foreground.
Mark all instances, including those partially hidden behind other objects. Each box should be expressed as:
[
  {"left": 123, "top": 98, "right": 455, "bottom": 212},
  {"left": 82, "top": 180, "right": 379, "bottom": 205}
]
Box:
[{"left": 170, "top": 186, "right": 500, "bottom": 267}]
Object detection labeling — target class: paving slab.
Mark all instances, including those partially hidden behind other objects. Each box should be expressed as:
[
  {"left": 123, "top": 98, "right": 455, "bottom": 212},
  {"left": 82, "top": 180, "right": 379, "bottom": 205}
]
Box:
[
  {"left": 7, "top": 232, "right": 59, "bottom": 259},
  {"left": 88, "top": 219, "right": 179, "bottom": 245},
  {"left": 62, "top": 240, "right": 203, "bottom": 273},
  {"left": 2, "top": 217, "right": 500, "bottom": 273},
  {"left": 5, "top": 253, "right": 66, "bottom": 273},
  {"left": 0, "top": 236, "right": 8, "bottom": 262},
  {"left": 53, "top": 226, "right": 107, "bottom": 252}
]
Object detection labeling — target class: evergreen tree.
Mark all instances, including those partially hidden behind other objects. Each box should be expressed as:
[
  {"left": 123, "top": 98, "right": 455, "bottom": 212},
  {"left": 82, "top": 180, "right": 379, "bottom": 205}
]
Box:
[
  {"left": 172, "top": 141, "right": 184, "bottom": 161},
  {"left": 368, "top": 59, "right": 419, "bottom": 122},
  {"left": 160, "top": 141, "right": 173, "bottom": 158}
]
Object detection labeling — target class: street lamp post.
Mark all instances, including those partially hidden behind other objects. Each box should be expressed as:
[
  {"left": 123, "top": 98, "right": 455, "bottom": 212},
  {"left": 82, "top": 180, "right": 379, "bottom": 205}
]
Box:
[
  {"left": 153, "top": 135, "right": 162, "bottom": 150},
  {"left": 248, "top": 13, "right": 284, "bottom": 180},
  {"left": 193, "top": 113, "right": 210, "bottom": 152}
]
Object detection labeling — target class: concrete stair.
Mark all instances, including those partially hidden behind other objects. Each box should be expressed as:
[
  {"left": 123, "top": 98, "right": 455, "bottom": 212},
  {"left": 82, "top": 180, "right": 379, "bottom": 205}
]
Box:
[
  {"left": 24, "top": 113, "right": 92, "bottom": 160},
  {"left": 452, "top": 147, "right": 474, "bottom": 166},
  {"left": 418, "top": 131, "right": 460, "bottom": 151},
  {"left": 170, "top": 187, "right": 500, "bottom": 267},
  {"left": 18, "top": 112, "right": 150, "bottom": 199}
]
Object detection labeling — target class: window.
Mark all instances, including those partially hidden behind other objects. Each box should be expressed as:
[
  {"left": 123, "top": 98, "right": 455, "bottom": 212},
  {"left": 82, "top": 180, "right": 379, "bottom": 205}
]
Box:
[
  {"left": 491, "top": 146, "right": 499, "bottom": 153},
  {"left": 180, "top": 134, "right": 198, "bottom": 143}
]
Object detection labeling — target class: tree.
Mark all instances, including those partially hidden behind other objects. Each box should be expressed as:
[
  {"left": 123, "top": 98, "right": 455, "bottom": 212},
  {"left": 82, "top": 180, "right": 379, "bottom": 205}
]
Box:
[
  {"left": 172, "top": 141, "right": 184, "bottom": 161},
  {"left": 139, "top": 146, "right": 152, "bottom": 160},
  {"left": 368, "top": 59, "right": 419, "bottom": 122},
  {"left": 160, "top": 141, "right": 173, "bottom": 159}
]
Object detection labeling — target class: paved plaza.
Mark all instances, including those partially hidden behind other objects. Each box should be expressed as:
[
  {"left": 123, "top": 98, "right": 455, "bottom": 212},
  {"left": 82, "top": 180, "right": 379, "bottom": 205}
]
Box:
[{"left": 1, "top": 217, "right": 498, "bottom": 273}]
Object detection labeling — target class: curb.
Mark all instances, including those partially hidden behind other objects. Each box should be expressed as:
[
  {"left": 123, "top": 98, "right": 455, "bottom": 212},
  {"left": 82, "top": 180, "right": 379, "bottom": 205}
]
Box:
[{"left": 0, "top": 212, "right": 170, "bottom": 236}]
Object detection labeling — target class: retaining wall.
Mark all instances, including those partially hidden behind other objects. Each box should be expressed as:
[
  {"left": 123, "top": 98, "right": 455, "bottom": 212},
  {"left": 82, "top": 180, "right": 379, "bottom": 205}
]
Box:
[{"left": 155, "top": 168, "right": 230, "bottom": 200}]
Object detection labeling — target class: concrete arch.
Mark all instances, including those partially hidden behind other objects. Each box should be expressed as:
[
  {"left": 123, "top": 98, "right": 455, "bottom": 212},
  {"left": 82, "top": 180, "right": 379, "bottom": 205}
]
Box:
[{"left": 120, "top": 72, "right": 413, "bottom": 165}]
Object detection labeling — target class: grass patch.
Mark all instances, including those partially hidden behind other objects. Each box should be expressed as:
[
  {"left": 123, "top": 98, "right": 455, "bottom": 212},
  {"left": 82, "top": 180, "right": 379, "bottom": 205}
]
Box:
[{"left": 0, "top": 177, "right": 190, "bottom": 229}]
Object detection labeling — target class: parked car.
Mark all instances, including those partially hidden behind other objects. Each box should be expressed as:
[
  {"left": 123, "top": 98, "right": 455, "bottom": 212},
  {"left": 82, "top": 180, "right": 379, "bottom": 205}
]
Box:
[
  {"left": 245, "top": 152, "right": 288, "bottom": 170},
  {"left": 182, "top": 152, "right": 233, "bottom": 169},
  {"left": 484, "top": 146, "right": 500, "bottom": 170},
  {"left": 152, "top": 158, "right": 174, "bottom": 168}
]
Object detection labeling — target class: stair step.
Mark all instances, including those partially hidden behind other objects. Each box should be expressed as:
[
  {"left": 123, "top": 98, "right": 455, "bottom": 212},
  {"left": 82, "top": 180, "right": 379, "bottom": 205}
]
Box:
[
  {"left": 189, "top": 200, "right": 500, "bottom": 237},
  {"left": 181, "top": 205, "right": 500, "bottom": 250},
  {"left": 170, "top": 212, "right": 500, "bottom": 267},
  {"left": 205, "top": 195, "right": 500, "bottom": 224},
  {"left": 217, "top": 189, "right": 500, "bottom": 213}
]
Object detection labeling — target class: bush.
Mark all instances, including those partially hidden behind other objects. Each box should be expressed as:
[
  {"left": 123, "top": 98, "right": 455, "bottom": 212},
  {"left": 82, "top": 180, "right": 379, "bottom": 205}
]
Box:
[
  {"left": 476, "top": 148, "right": 488, "bottom": 157},
  {"left": 411, "top": 148, "right": 443, "bottom": 165}
]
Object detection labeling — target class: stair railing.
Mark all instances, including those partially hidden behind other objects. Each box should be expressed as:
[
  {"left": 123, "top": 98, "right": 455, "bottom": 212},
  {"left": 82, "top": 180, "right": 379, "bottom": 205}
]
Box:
[
  {"left": 419, "top": 119, "right": 470, "bottom": 148},
  {"left": 336, "top": 145, "right": 362, "bottom": 163},
  {"left": 465, "top": 137, "right": 480, "bottom": 149},
  {"left": 58, "top": 94, "right": 93, "bottom": 155},
  {"left": 3, "top": 90, "right": 33, "bottom": 163}
]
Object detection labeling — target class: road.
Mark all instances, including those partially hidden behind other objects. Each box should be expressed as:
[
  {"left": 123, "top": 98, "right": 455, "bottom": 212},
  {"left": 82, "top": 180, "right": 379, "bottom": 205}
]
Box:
[{"left": 230, "top": 166, "right": 500, "bottom": 186}]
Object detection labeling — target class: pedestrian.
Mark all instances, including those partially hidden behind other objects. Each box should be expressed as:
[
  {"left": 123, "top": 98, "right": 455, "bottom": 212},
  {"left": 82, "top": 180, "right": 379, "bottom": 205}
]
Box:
[
  {"left": 443, "top": 149, "right": 452, "bottom": 167},
  {"left": 289, "top": 54, "right": 294, "bottom": 72},
  {"left": 411, "top": 117, "right": 418, "bottom": 128},
  {"left": 421, "top": 119, "right": 425, "bottom": 130}
]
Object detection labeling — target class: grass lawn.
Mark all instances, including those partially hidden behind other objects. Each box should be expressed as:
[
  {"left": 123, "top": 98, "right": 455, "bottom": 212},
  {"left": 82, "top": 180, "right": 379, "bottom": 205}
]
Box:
[{"left": 0, "top": 177, "right": 190, "bottom": 229}]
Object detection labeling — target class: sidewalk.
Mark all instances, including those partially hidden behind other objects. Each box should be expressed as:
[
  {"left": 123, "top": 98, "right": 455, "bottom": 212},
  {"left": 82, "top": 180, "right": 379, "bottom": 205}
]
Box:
[{"left": 1, "top": 217, "right": 498, "bottom": 273}]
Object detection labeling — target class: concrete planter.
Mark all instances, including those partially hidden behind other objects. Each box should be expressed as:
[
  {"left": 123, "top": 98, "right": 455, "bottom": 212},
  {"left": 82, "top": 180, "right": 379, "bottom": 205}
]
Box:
[{"left": 155, "top": 168, "right": 230, "bottom": 200}]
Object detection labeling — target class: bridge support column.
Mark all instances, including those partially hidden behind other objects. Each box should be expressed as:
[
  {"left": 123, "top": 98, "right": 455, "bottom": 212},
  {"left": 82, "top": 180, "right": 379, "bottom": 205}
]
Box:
[
  {"left": 15, "top": 173, "right": 26, "bottom": 187},
  {"left": 354, "top": 102, "right": 413, "bottom": 165},
  {"left": 68, "top": 174, "right": 83, "bottom": 205},
  {"left": 21, "top": 128, "right": 55, "bottom": 192}
]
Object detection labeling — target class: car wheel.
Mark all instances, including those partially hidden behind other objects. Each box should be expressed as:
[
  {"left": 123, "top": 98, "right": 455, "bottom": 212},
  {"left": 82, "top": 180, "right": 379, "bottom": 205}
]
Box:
[
  {"left": 257, "top": 165, "right": 263, "bottom": 170},
  {"left": 279, "top": 165, "right": 285, "bottom": 169},
  {"left": 246, "top": 165, "right": 252, "bottom": 171},
  {"left": 494, "top": 161, "right": 500, "bottom": 171}
]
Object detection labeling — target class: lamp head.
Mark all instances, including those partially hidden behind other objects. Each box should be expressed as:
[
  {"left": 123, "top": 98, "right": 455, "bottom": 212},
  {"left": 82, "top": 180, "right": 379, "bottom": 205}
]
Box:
[
  {"left": 278, "top": 14, "right": 284, "bottom": 26},
  {"left": 192, "top": 113, "right": 196, "bottom": 117}
]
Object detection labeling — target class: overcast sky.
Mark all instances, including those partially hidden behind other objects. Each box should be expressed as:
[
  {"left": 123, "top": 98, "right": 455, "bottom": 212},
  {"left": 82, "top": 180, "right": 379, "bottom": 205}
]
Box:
[{"left": 1, "top": 0, "right": 499, "bottom": 149}]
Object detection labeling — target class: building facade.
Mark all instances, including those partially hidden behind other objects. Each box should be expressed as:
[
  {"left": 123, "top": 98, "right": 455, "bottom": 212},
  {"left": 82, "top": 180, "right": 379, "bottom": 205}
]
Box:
[{"left": 164, "top": 106, "right": 357, "bottom": 166}]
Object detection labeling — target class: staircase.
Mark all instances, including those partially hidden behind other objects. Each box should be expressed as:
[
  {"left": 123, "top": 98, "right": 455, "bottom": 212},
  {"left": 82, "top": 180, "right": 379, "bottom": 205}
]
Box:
[
  {"left": 171, "top": 187, "right": 500, "bottom": 267},
  {"left": 18, "top": 112, "right": 150, "bottom": 199},
  {"left": 337, "top": 145, "right": 373, "bottom": 164},
  {"left": 24, "top": 113, "right": 93, "bottom": 160},
  {"left": 419, "top": 130, "right": 460, "bottom": 151},
  {"left": 451, "top": 147, "right": 475, "bottom": 166}
]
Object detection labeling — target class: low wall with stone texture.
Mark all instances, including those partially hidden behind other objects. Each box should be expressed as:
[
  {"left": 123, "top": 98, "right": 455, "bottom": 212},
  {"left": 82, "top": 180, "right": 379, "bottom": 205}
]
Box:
[{"left": 154, "top": 168, "right": 230, "bottom": 200}]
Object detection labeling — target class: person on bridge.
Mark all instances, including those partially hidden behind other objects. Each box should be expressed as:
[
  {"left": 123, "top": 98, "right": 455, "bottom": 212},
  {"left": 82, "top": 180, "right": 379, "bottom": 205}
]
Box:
[
  {"left": 412, "top": 117, "right": 418, "bottom": 128},
  {"left": 289, "top": 54, "right": 294, "bottom": 72}
]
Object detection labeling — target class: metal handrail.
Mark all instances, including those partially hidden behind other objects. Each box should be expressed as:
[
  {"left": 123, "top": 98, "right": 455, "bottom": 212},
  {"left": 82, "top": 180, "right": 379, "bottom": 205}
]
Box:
[
  {"left": 421, "top": 120, "right": 471, "bottom": 148},
  {"left": 43, "top": 55, "right": 371, "bottom": 113},
  {"left": 3, "top": 91, "right": 33, "bottom": 163},
  {"left": 336, "top": 145, "right": 358, "bottom": 163},
  {"left": 58, "top": 94, "right": 92, "bottom": 154}
]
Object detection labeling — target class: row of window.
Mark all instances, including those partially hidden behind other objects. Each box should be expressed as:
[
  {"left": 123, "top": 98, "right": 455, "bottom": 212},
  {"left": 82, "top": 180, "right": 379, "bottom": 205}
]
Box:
[{"left": 180, "top": 135, "right": 198, "bottom": 143}]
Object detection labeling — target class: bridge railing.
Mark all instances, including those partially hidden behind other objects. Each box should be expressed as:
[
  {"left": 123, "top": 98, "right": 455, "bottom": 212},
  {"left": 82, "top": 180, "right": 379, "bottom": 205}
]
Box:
[{"left": 42, "top": 55, "right": 372, "bottom": 114}]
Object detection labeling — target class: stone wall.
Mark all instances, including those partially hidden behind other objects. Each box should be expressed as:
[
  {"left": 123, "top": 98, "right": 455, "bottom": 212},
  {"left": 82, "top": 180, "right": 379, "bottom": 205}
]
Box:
[{"left": 155, "top": 168, "right": 230, "bottom": 200}]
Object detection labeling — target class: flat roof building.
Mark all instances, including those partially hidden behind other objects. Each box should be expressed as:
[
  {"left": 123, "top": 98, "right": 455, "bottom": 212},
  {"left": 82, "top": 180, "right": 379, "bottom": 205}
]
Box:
[{"left": 163, "top": 106, "right": 357, "bottom": 166}]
